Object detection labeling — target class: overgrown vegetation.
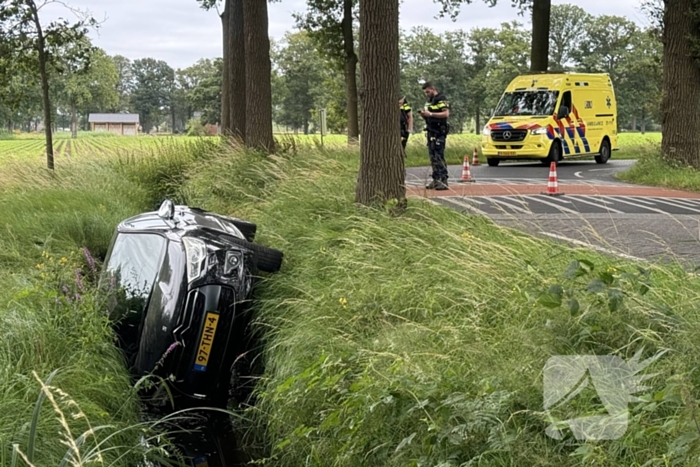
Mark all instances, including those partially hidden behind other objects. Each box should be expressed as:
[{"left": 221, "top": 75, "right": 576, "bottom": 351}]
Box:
[
  {"left": 177, "top": 140, "right": 700, "bottom": 465},
  {"left": 4, "top": 136, "right": 700, "bottom": 465},
  {"left": 618, "top": 142, "right": 700, "bottom": 192}
]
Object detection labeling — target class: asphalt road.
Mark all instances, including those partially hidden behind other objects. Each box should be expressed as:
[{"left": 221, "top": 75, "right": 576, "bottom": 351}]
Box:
[
  {"left": 406, "top": 159, "right": 634, "bottom": 186},
  {"left": 407, "top": 160, "right": 700, "bottom": 267}
]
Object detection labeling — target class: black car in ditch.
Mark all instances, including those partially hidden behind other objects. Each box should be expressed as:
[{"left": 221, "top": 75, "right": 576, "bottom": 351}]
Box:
[{"left": 100, "top": 200, "right": 283, "bottom": 409}]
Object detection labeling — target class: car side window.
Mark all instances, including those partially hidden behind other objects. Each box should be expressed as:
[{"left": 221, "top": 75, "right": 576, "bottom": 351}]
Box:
[{"left": 103, "top": 233, "right": 167, "bottom": 316}]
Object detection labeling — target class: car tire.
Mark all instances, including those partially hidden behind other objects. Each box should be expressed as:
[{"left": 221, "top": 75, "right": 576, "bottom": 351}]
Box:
[
  {"left": 542, "top": 140, "right": 561, "bottom": 165},
  {"left": 230, "top": 219, "right": 257, "bottom": 242},
  {"left": 595, "top": 138, "right": 611, "bottom": 164},
  {"left": 487, "top": 158, "right": 500, "bottom": 167},
  {"left": 226, "top": 237, "right": 284, "bottom": 273}
]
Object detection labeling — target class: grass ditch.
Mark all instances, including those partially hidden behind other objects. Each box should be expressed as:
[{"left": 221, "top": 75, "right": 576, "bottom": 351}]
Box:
[
  {"left": 3, "top": 134, "right": 700, "bottom": 465},
  {"left": 178, "top": 141, "right": 700, "bottom": 466}
]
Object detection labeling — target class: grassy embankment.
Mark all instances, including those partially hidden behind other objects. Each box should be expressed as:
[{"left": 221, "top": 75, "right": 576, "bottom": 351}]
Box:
[
  {"left": 3, "top": 133, "right": 700, "bottom": 466},
  {"left": 617, "top": 139, "right": 700, "bottom": 192}
]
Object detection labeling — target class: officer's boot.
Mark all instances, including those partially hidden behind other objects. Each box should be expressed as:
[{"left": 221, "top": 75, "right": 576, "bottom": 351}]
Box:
[{"left": 425, "top": 180, "right": 437, "bottom": 189}]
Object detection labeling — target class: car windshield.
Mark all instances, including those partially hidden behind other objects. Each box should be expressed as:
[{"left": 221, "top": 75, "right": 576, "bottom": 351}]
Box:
[
  {"left": 102, "top": 233, "right": 167, "bottom": 316},
  {"left": 494, "top": 90, "right": 559, "bottom": 117}
]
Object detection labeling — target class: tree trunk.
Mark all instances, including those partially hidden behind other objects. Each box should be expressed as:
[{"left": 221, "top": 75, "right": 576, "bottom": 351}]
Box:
[
  {"left": 342, "top": 0, "right": 360, "bottom": 145},
  {"left": 661, "top": 0, "right": 700, "bottom": 166},
  {"left": 631, "top": 115, "right": 637, "bottom": 131},
  {"left": 475, "top": 107, "right": 481, "bottom": 135},
  {"left": 29, "top": 1, "right": 54, "bottom": 170},
  {"left": 230, "top": 0, "right": 246, "bottom": 140},
  {"left": 221, "top": 3, "right": 232, "bottom": 134},
  {"left": 242, "top": 0, "right": 274, "bottom": 151},
  {"left": 70, "top": 103, "right": 78, "bottom": 139},
  {"left": 355, "top": 0, "right": 404, "bottom": 206},
  {"left": 530, "top": 0, "right": 551, "bottom": 72}
]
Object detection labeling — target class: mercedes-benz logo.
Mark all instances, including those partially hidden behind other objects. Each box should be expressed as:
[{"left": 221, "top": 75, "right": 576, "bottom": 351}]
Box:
[{"left": 503, "top": 131, "right": 512, "bottom": 140}]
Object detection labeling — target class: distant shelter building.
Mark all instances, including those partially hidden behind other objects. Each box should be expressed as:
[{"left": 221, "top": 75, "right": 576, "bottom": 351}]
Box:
[{"left": 88, "top": 113, "right": 140, "bottom": 136}]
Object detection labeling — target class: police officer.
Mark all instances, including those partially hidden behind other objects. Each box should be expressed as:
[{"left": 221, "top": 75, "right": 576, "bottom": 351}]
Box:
[
  {"left": 399, "top": 96, "right": 413, "bottom": 152},
  {"left": 419, "top": 82, "right": 450, "bottom": 190}
]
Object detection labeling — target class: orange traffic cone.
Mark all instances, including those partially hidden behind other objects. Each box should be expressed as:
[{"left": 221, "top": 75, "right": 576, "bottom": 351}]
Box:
[
  {"left": 541, "top": 161, "right": 564, "bottom": 196},
  {"left": 458, "top": 154, "right": 475, "bottom": 183},
  {"left": 471, "top": 147, "right": 481, "bottom": 166}
]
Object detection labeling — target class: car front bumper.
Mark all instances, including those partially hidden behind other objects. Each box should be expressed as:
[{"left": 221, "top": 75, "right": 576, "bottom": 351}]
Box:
[{"left": 481, "top": 134, "right": 551, "bottom": 159}]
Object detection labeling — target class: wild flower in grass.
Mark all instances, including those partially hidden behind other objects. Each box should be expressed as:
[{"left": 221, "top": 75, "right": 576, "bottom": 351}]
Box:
[
  {"left": 339, "top": 297, "right": 348, "bottom": 309},
  {"left": 153, "top": 341, "right": 181, "bottom": 371},
  {"left": 60, "top": 257, "right": 68, "bottom": 264},
  {"left": 99, "top": 204, "right": 106, "bottom": 212},
  {"left": 75, "top": 269, "right": 85, "bottom": 291},
  {"left": 35, "top": 263, "right": 44, "bottom": 270},
  {"left": 83, "top": 247, "right": 96, "bottom": 274},
  {"left": 40, "top": 273, "right": 47, "bottom": 280},
  {"left": 74, "top": 293, "right": 83, "bottom": 302}
]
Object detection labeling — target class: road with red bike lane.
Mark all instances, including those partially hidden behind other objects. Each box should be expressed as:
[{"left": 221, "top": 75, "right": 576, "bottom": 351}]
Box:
[{"left": 406, "top": 159, "right": 700, "bottom": 266}]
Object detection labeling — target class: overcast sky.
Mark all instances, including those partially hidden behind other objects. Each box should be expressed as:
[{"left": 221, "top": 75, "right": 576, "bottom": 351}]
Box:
[{"left": 41, "top": 0, "right": 651, "bottom": 70}]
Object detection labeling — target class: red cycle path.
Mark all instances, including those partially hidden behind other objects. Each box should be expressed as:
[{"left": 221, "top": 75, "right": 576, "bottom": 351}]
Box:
[{"left": 407, "top": 184, "right": 700, "bottom": 199}]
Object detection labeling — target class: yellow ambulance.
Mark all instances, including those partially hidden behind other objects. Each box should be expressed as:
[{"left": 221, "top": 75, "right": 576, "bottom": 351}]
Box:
[{"left": 480, "top": 73, "right": 618, "bottom": 166}]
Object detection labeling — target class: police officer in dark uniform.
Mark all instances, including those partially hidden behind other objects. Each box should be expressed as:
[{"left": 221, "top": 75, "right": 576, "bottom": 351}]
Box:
[
  {"left": 399, "top": 96, "right": 413, "bottom": 152},
  {"left": 419, "top": 82, "right": 450, "bottom": 190}
]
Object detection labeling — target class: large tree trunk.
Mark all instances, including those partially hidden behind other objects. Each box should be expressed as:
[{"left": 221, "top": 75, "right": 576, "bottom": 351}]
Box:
[
  {"left": 342, "top": 0, "right": 359, "bottom": 145},
  {"left": 661, "top": 0, "right": 700, "bottom": 166},
  {"left": 230, "top": 0, "right": 246, "bottom": 140},
  {"left": 242, "top": 0, "right": 274, "bottom": 151},
  {"left": 355, "top": 0, "right": 404, "bottom": 206},
  {"left": 631, "top": 115, "right": 637, "bottom": 131},
  {"left": 530, "top": 0, "right": 551, "bottom": 72},
  {"left": 221, "top": 3, "right": 232, "bottom": 134}
]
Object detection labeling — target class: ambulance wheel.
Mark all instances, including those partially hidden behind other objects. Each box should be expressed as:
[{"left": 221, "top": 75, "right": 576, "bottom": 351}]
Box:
[
  {"left": 542, "top": 141, "right": 562, "bottom": 165},
  {"left": 487, "top": 158, "right": 500, "bottom": 167},
  {"left": 595, "top": 139, "right": 611, "bottom": 164}
]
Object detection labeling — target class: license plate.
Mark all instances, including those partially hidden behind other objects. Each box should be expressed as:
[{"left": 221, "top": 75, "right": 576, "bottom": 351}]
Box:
[
  {"left": 193, "top": 312, "right": 220, "bottom": 372},
  {"left": 498, "top": 151, "right": 516, "bottom": 156}
]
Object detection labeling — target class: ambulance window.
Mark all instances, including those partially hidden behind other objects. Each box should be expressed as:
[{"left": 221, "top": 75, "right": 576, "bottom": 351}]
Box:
[{"left": 561, "top": 91, "right": 572, "bottom": 111}]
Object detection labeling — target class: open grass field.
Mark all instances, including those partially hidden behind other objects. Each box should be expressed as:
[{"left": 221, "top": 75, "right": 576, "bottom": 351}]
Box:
[
  {"left": 3, "top": 134, "right": 700, "bottom": 465},
  {"left": 0, "top": 131, "right": 662, "bottom": 169}
]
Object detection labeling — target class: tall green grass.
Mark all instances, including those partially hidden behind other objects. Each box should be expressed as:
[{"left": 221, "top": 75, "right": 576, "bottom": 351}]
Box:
[
  {"left": 618, "top": 142, "right": 700, "bottom": 192},
  {"left": 0, "top": 141, "right": 223, "bottom": 465},
  {"left": 4, "top": 134, "right": 700, "bottom": 465},
  {"left": 176, "top": 142, "right": 700, "bottom": 466}
]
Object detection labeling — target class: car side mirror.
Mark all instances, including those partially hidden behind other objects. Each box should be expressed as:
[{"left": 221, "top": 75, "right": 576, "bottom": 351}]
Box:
[{"left": 557, "top": 106, "right": 570, "bottom": 119}]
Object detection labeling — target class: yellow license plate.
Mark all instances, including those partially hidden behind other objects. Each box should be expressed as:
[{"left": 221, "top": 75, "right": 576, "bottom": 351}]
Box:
[
  {"left": 193, "top": 312, "right": 220, "bottom": 372},
  {"left": 498, "top": 151, "right": 516, "bottom": 156}
]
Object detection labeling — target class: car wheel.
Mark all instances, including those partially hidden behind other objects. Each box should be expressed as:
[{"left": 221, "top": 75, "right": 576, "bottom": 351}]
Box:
[
  {"left": 487, "top": 158, "right": 500, "bottom": 167},
  {"left": 542, "top": 141, "right": 561, "bottom": 165},
  {"left": 230, "top": 219, "right": 257, "bottom": 242},
  {"left": 595, "top": 139, "right": 611, "bottom": 164},
  {"left": 226, "top": 237, "right": 284, "bottom": 273}
]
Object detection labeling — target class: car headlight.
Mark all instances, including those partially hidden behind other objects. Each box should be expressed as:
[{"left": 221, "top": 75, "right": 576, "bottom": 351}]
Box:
[
  {"left": 531, "top": 127, "right": 548, "bottom": 135},
  {"left": 482, "top": 125, "right": 491, "bottom": 136},
  {"left": 182, "top": 237, "right": 207, "bottom": 283}
]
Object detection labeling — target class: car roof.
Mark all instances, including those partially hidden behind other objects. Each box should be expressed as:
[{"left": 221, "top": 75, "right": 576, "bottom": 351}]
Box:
[{"left": 118, "top": 205, "right": 244, "bottom": 240}]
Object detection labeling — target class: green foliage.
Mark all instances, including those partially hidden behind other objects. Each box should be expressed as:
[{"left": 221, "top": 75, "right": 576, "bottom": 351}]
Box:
[
  {"left": 272, "top": 32, "right": 328, "bottom": 133},
  {"left": 131, "top": 58, "right": 176, "bottom": 133}
]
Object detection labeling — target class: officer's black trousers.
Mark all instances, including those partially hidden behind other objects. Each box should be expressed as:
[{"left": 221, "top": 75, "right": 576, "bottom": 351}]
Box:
[{"left": 427, "top": 134, "right": 448, "bottom": 182}]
